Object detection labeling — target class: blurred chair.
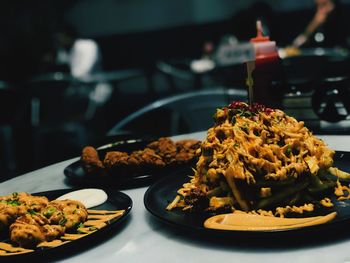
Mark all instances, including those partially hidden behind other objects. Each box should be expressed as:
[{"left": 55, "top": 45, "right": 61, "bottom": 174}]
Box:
[
  {"left": 28, "top": 69, "right": 149, "bottom": 168},
  {"left": 282, "top": 55, "right": 327, "bottom": 94},
  {"left": 157, "top": 60, "right": 246, "bottom": 91},
  {"left": 156, "top": 60, "right": 197, "bottom": 91},
  {"left": 321, "top": 57, "right": 350, "bottom": 79},
  {"left": 0, "top": 82, "right": 28, "bottom": 180},
  {"left": 311, "top": 57, "right": 350, "bottom": 123},
  {"left": 210, "top": 64, "right": 246, "bottom": 88},
  {"left": 311, "top": 76, "right": 350, "bottom": 123},
  {"left": 108, "top": 88, "right": 247, "bottom": 138},
  {"left": 76, "top": 68, "right": 145, "bottom": 119},
  {"left": 282, "top": 55, "right": 350, "bottom": 134},
  {"left": 27, "top": 75, "right": 92, "bottom": 167}
]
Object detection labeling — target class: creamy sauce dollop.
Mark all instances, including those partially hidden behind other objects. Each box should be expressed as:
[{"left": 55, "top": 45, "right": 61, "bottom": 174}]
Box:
[
  {"left": 204, "top": 211, "right": 337, "bottom": 231},
  {"left": 57, "top": 189, "right": 107, "bottom": 208}
]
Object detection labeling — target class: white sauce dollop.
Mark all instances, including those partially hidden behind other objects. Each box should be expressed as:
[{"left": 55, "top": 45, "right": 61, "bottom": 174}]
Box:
[{"left": 57, "top": 189, "right": 108, "bottom": 208}]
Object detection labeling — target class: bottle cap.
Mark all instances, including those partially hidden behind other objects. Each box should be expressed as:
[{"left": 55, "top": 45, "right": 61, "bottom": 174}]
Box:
[
  {"left": 250, "top": 20, "right": 277, "bottom": 57},
  {"left": 251, "top": 20, "right": 270, "bottom": 43}
]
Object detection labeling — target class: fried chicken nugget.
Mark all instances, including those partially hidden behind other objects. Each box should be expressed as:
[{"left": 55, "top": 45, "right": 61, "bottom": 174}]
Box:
[
  {"left": 43, "top": 200, "right": 88, "bottom": 231},
  {"left": 128, "top": 149, "right": 165, "bottom": 167},
  {"left": 81, "top": 146, "right": 104, "bottom": 173},
  {"left": 147, "top": 137, "right": 177, "bottom": 164},
  {"left": 0, "top": 192, "right": 49, "bottom": 232},
  {"left": 175, "top": 139, "right": 201, "bottom": 163},
  {"left": 103, "top": 151, "right": 129, "bottom": 168},
  {"left": 10, "top": 214, "right": 65, "bottom": 248}
]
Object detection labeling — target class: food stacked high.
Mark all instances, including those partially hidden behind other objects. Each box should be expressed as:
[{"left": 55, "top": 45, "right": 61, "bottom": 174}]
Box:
[{"left": 168, "top": 102, "right": 342, "bottom": 217}]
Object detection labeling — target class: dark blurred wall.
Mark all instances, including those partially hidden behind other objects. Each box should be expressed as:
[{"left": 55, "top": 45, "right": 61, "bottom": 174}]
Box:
[
  {"left": 0, "top": 0, "right": 74, "bottom": 83},
  {"left": 64, "top": 0, "right": 315, "bottom": 37},
  {"left": 60, "top": 0, "right": 318, "bottom": 70},
  {"left": 0, "top": 0, "right": 349, "bottom": 80}
]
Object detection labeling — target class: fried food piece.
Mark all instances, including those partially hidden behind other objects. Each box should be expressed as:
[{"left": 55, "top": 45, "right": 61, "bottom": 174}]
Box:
[
  {"left": 103, "top": 151, "right": 129, "bottom": 168},
  {"left": 2, "top": 192, "right": 88, "bottom": 249},
  {"left": 81, "top": 146, "right": 104, "bottom": 173},
  {"left": 10, "top": 214, "right": 65, "bottom": 248},
  {"left": 0, "top": 203, "right": 27, "bottom": 232},
  {"left": 175, "top": 140, "right": 201, "bottom": 163},
  {"left": 0, "top": 192, "right": 49, "bottom": 232},
  {"left": 43, "top": 200, "right": 88, "bottom": 231},
  {"left": 17, "top": 192, "right": 49, "bottom": 212},
  {"left": 176, "top": 139, "right": 201, "bottom": 150},
  {"left": 128, "top": 149, "right": 165, "bottom": 167},
  {"left": 81, "top": 137, "right": 201, "bottom": 172},
  {"left": 147, "top": 137, "right": 177, "bottom": 164}
]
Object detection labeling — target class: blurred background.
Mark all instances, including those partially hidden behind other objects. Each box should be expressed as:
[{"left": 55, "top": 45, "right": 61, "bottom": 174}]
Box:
[{"left": 1, "top": 0, "right": 350, "bottom": 181}]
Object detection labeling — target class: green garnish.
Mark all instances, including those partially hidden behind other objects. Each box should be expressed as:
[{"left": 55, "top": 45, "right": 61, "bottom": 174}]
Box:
[
  {"left": 231, "top": 108, "right": 254, "bottom": 118},
  {"left": 285, "top": 146, "right": 292, "bottom": 156},
  {"left": 7, "top": 200, "right": 20, "bottom": 206},
  {"left": 89, "top": 227, "right": 98, "bottom": 231},
  {"left": 75, "top": 222, "right": 84, "bottom": 229},
  {"left": 240, "top": 123, "right": 249, "bottom": 133},
  {"left": 27, "top": 209, "right": 36, "bottom": 215},
  {"left": 59, "top": 218, "right": 67, "bottom": 226},
  {"left": 43, "top": 207, "right": 56, "bottom": 217},
  {"left": 231, "top": 116, "right": 236, "bottom": 125}
]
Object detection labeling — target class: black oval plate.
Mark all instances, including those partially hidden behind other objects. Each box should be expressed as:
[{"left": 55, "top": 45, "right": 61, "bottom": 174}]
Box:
[
  {"left": 64, "top": 139, "right": 196, "bottom": 188},
  {"left": 144, "top": 151, "right": 350, "bottom": 242},
  {"left": 1, "top": 188, "right": 132, "bottom": 261}
]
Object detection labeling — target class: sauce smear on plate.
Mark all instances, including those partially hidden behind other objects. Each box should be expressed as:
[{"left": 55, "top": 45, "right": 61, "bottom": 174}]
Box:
[{"left": 204, "top": 211, "right": 337, "bottom": 231}]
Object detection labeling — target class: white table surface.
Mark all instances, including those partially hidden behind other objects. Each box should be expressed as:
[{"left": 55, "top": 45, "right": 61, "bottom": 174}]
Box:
[{"left": 2, "top": 131, "right": 350, "bottom": 263}]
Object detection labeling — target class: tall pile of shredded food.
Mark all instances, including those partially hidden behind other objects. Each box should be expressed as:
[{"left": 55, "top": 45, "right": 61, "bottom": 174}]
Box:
[{"left": 167, "top": 101, "right": 350, "bottom": 217}]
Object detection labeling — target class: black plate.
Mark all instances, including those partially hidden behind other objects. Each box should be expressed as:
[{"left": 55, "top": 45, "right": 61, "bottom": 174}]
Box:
[
  {"left": 144, "top": 151, "right": 350, "bottom": 241},
  {"left": 64, "top": 139, "right": 196, "bottom": 188},
  {"left": 1, "top": 189, "right": 132, "bottom": 261}
]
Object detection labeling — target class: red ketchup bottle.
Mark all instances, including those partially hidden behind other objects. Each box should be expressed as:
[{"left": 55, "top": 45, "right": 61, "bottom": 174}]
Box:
[{"left": 248, "top": 21, "right": 283, "bottom": 108}]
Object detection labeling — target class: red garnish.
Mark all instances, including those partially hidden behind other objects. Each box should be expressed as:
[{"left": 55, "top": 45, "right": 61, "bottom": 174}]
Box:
[
  {"left": 228, "top": 101, "right": 274, "bottom": 115},
  {"left": 208, "top": 136, "right": 215, "bottom": 143}
]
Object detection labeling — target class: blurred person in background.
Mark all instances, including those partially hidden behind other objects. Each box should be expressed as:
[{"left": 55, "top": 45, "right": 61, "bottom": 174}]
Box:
[
  {"left": 292, "top": 0, "right": 349, "bottom": 48},
  {"left": 50, "top": 24, "right": 102, "bottom": 78},
  {"left": 52, "top": 24, "right": 112, "bottom": 121}
]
